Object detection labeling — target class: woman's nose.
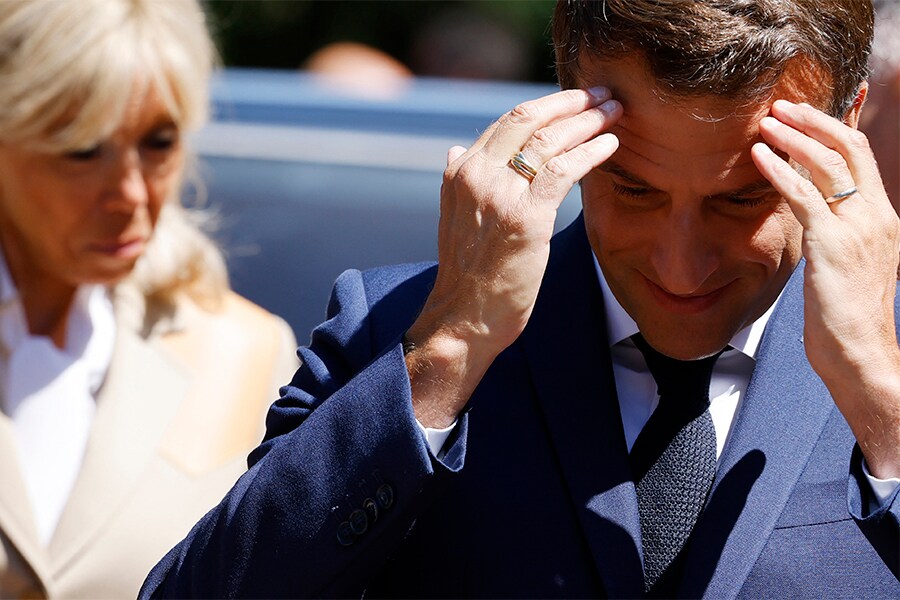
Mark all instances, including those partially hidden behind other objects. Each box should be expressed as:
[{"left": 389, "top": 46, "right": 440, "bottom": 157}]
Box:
[{"left": 106, "top": 148, "right": 149, "bottom": 209}]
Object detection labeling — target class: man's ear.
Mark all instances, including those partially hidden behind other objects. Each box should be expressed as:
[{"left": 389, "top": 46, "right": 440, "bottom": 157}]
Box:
[{"left": 843, "top": 81, "right": 869, "bottom": 129}]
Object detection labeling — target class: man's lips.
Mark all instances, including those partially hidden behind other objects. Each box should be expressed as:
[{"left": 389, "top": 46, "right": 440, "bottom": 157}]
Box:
[{"left": 642, "top": 274, "right": 730, "bottom": 314}]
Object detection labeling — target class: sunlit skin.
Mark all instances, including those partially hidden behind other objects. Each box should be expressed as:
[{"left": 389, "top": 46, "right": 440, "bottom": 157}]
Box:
[
  {"left": 0, "top": 82, "right": 183, "bottom": 345},
  {"left": 576, "top": 56, "right": 814, "bottom": 360}
]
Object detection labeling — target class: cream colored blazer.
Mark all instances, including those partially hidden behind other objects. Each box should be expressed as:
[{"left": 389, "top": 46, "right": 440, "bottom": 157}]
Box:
[{"left": 0, "top": 287, "right": 298, "bottom": 599}]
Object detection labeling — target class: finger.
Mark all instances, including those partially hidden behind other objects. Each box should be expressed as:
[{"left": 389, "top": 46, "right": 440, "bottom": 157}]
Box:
[
  {"left": 480, "top": 87, "right": 611, "bottom": 163},
  {"left": 517, "top": 99, "right": 622, "bottom": 168},
  {"left": 757, "top": 116, "right": 856, "bottom": 199},
  {"left": 525, "top": 132, "right": 619, "bottom": 208},
  {"left": 447, "top": 145, "right": 467, "bottom": 167},
  {"left": 770, "top": 100, "right": 881, "bottom": 190},
  {"left": 751, "top": 142, "right": 832, "bottom": 229},
  {"left": 444, "top": 121, "right": 501, "bottom": 178}
]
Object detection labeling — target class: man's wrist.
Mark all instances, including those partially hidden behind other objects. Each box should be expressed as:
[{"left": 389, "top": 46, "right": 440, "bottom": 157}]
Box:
[
  {"left": 403, "top": 321, "right": 498, "bottom": 429},
  {"left": 830, "top": 357, "right": 900, "bottom": 480}
]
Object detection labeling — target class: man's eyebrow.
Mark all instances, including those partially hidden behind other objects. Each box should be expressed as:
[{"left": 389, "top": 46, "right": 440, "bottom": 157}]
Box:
[
  {"left": 600, "top": 162, "right": 777, "bottom": 198},
  {"left": 717, "top": 179, "right": 778, "bottom": 199},
  {"left": 597, "top": 162, "right": 653, "bottom": 187}
]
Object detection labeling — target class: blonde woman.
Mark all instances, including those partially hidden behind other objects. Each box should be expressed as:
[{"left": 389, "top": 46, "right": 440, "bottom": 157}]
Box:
[{"left": 0, "top": 0, "right": 298, "bottom": 597}]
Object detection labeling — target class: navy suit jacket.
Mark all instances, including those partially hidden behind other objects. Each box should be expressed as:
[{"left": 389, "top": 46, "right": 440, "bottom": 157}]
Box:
[{"left": 142, "top": 215, "right": 900, "bottom": 598}]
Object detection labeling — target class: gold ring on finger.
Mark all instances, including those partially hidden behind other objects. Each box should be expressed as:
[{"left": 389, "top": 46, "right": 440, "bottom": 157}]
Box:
[{"left": 509, "top": 152, "right": 539, "bottom": 182}]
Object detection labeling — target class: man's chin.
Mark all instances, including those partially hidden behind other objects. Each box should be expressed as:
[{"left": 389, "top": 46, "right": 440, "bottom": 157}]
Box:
[{"left": 633, "top": 323, "right": 734, "bottom": 360}]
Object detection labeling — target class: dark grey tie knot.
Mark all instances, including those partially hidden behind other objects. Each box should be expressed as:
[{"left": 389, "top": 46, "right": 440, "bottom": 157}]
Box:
[{"left": 631, "top": 333, "right": 722, "bottom": 404}]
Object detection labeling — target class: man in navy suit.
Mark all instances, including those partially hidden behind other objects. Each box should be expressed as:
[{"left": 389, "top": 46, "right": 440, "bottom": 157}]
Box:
[{"left": 143, "top": 0, "right": 899, "bottom": 597}]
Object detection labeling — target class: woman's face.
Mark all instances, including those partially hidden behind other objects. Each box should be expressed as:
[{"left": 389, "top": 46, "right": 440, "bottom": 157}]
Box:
[{"left": 0, "top": 84, "right": 183, "bottom": 290}]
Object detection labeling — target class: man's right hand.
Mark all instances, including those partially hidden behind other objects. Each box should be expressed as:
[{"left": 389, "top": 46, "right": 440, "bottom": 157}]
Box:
[{"left": 405, "top": 88, "right": 622, "bottom": 428}]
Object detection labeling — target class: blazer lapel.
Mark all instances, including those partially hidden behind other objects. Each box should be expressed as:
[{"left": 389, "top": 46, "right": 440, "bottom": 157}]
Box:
[
  {"left": 520, "top": 215, "right": 645, "bottom": 598},
  {"left": 48, "top": 325, "right": 188, "bottom": 574},
  {"left": 0, "top": 415, "right": 53, "bottom": 595},
  {"left": 680, "top": 265, "right": 836, "bottom": 598}
]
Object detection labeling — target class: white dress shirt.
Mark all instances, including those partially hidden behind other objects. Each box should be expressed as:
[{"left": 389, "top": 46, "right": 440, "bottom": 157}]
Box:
[{"left": 0, "top": 252, "right": 115, "bottom": 545}]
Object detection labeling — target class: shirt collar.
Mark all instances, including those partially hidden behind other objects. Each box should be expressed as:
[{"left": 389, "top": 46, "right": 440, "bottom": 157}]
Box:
[
  {"left": 592, "top": 253, "right": 780, "bottom": 360},
  {"left": 0, "top": 245, "right": 116, "bottom": 396}
]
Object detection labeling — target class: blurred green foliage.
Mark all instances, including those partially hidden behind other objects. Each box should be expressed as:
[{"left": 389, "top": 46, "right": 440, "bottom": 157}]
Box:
[{"left": 203, "top": 0, "right": 558, "bottom": 82}]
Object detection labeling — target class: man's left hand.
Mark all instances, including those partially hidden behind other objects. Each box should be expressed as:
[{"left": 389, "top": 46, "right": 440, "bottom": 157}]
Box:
[{"left": 752, "top": 99, "right": 900, "bottom": 479}]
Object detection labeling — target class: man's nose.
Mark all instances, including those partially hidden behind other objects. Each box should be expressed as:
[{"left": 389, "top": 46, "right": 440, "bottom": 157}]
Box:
[
  {"left": 650, "top": 208, "right": 719, "bottom": 295},
  {"left": 105, "top": 148, "right": 149, "bottom": 209}
]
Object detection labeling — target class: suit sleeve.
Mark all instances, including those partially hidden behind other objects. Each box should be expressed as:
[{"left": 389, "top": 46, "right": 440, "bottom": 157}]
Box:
[{"left": 139, "top": 267, "right": 468, "bottom": 598}]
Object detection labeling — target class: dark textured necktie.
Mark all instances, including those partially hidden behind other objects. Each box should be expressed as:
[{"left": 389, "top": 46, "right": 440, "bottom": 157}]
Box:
[{"left": 629, "top": 333, "right": 723, "bottom": 595}]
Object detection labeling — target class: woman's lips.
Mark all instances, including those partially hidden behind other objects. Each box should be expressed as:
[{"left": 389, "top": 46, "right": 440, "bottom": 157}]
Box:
[
  {"left": 643, "top": 275, "right": 729, "bottom": 314},
  {"left": 89, "top": 238, "right": 146, "bottom": 259}
]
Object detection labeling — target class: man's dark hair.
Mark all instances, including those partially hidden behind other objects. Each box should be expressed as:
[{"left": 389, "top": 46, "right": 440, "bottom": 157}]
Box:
[{"left": 553, "top": 0, "right": 874, "bottom": 117}]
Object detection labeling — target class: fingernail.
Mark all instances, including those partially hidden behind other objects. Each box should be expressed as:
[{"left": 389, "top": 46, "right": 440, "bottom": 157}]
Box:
[
  {"left": 600, "top": 132, "right": 620, "bottom": 151},
  {"left": 772, "top": 99, "right": 795, "bottom": 111},
  {"left": 600, "top": 99, "right": 620, "bottom": 114},
  {"left": 754, "top": 142, "right": 774, "bottom": 155},
  {"left": 754, "top": 143, "right": 781, "bottom": 166},
  {"left": 588, "top": 86, "right": 610, "bottom": 101},
  {"left": 759, "top": 116, "right": 783, "bottom": 130}
]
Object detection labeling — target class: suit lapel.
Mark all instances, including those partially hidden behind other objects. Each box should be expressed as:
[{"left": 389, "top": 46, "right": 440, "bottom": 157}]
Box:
[
  {"left": 0, "top": 415, "right": 53, "bottom": 595},
  {"left": 520, "top": 215, "right": 645, "bottom": 598},
  {"left": 48, "top": 325, "right": 188, "bottom": 574},
  {"left": 680, "top": 265, "right": 836, "bottom": 598}
]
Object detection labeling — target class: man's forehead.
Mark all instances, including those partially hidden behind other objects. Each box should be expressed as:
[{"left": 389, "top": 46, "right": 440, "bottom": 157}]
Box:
[
  {"left": 575, "top": 53, "right": 826, "bottom": 122},
  {"left": 574, "top": 53, "right": 822, "bottom": 190}
]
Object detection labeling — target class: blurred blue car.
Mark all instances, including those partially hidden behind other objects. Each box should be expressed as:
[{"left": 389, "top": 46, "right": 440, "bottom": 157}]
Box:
[{"left": 193, "top": 69, "right": 577, "bottom": 342}]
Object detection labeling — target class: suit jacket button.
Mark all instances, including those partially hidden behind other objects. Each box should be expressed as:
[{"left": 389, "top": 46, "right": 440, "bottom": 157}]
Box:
[
  {"left": 364, "top": 498, "right": 378, "bottom": 523},
  {"left": 376, "top": 483, "right": 394, "bottom": 510},
  {"left": 349, "top": 509, "right": 368, "bottom": 535},
  {"left": 337, "top": 521, "right": 355, "bottom": 546}
]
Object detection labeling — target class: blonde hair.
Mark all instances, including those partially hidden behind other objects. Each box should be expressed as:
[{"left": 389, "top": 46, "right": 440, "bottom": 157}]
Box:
[{"left": 0, "top": 0, "right": 228, "bottom": 309}]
